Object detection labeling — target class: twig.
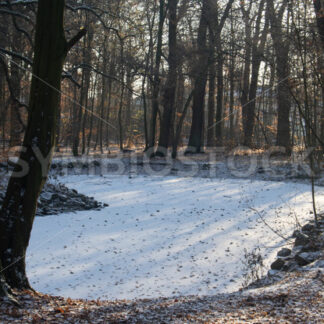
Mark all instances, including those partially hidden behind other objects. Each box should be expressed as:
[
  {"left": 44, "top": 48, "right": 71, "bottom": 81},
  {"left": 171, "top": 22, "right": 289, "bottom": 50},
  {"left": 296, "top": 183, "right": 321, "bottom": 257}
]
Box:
[{"left": 250, "top": 207, "right": 290, "bottom": 241}]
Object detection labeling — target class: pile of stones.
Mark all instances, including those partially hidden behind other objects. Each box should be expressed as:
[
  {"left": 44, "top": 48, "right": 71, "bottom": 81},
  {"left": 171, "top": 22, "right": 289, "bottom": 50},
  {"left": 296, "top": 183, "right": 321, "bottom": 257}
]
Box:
[
  {"left": 270, "top": 216, "right": 324, "bottom": 274},
  {"left": 0, "top": 181, "right": 108, "bottom": 217}
]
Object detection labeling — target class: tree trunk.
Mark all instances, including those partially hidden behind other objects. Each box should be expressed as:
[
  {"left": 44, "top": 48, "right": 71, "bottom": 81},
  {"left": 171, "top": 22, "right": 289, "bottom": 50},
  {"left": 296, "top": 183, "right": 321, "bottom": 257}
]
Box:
[
  {"left": 241, "top": 0, "right": 267, "bottom": 147},
  {"left": 186, "top": 0, "right": 209, "bottom": 154},
  {"left": 229, "top": 48, "right": 235, "bottom": 141},
  {"left": 87, "top": 75, "right": 97, "bottom": 153},
  {"left": 118, "top": 40, "right": 125, "bottom": 151},
  {"left": 267, "top": 0, "right": 291, "bottom": 153},
  {"left": 172, "top": 90, "right": 194, "bottom": 158},
  {"left": 156, "top": 0, "right": 178, "bottom": 156},
  {"left": 142, "top": 53, "right": 150, "bottom": 151},
  {"left": 106, "top": 54, "right": 115, "bottom": 150},
  {"left": 0, "top": 0, "right": 85, "bottom": 294},
  {"left": 314, "top": 0, "right": 324, "bottom": 50},
  {"left": 313, "top": 1, "right": 324, "bottom": 144},
  {"left": 207, "top": 31, "right": 216, "bottom": 147},
  {"left": 240, "top": 3, "right": 252, "bottom": 147},
  {"left": 72, "top": 84, "right": 80, "bottom": 156},
  {"left": 215, "top": 38, "right": 224, "bottom": 146},
  {"left": 99, "top": 43, "right": 108, "bottom": 154},
  {"left": 187, "top": 0, "right": 234, "bottom": 153},
  {"left": 149, "top": 0, "right": 165, "bottom": 150}
]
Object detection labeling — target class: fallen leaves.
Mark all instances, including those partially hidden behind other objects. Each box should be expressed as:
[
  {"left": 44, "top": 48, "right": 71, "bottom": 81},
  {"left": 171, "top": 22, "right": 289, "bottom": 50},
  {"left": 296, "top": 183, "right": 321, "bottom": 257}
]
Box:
[{"left": 0, "top": 269, "right": 323, "bottom": 323}]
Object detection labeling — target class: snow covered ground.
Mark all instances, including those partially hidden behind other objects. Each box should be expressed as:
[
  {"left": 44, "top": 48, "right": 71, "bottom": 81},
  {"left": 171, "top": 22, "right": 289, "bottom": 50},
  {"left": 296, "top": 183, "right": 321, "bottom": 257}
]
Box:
[{"left": 26, "top": 175, "right": 324, "bottom": 300}]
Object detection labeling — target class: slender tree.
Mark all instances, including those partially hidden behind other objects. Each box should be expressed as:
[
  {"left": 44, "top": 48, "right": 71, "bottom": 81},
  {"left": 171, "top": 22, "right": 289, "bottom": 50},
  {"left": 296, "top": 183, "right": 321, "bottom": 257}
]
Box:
[
  {"left": 149, "top": 0, "right": 166, "bottom": 151},
  {"left": 156, "top": 0, "right": 178, "bottom": 156}
]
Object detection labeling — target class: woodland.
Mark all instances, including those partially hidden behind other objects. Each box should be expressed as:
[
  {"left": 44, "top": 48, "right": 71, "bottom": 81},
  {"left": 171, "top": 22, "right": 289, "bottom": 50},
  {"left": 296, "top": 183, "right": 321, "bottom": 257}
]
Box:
[{"left": 0, "top": 0, "right": 324, "bottom": 322}]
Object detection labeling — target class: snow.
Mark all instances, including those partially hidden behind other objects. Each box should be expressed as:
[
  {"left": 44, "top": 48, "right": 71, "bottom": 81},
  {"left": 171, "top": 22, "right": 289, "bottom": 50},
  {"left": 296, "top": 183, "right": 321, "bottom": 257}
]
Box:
[{"left": 26, "top": 174, "right": 324, "bottom": 300}]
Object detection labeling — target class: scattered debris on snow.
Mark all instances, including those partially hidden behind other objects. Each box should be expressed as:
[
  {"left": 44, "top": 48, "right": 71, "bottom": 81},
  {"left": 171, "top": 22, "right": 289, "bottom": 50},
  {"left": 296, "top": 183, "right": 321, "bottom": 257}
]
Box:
[
  {"left": 0, "top": 268, "right": 323, "bottom": 323},
  {"left": 26, "top": 175, "right": 324, "bottom": 300}
]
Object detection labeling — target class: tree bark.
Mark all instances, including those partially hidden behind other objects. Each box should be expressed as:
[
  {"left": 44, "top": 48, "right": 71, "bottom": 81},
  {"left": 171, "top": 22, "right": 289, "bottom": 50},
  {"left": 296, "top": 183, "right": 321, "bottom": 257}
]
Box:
[
  {"left": 118, "top": 40, "right": 125, "bottom": 151},
  {"left": 267, "top": 0, "right": 291, "bottom": 153},
  {"left": 149, "top": 0, "right": 165, "bottom": 150},
  {"left": 186, "top": 0, "right": 209, "bottom": 154},
  {"left": 0, "top": 0, "right": 85, "bottom": 294},
  {"left": 240, "top": 3, "right": 252, "bottom": 146},
  {"left": 314, "top": 0, "right": 324, "bottom": 50},
  {"left": 215, "top": 37, "right": 224, "bottom": 146},
  {"left": 207, "top": 31, "right": 216, "bottom": 147},
  {"left": 187, "top": 0, "right": 234, "bottom": 153},
  {"left": 156, "top": 0, "right": 178, "bottom": 156}
]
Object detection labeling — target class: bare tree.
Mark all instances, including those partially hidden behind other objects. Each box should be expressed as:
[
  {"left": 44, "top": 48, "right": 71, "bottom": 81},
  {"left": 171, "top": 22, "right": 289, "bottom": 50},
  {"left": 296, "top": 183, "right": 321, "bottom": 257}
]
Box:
[{"left": 0, "top": 0, "right": 85, "bottom": 299}]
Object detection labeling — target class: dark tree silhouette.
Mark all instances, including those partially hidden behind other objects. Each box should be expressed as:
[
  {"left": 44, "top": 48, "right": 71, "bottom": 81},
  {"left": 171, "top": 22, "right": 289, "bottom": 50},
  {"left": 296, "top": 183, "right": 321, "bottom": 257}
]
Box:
[{"left": 0, "top": 0, "right": 85, "bottom": 300}]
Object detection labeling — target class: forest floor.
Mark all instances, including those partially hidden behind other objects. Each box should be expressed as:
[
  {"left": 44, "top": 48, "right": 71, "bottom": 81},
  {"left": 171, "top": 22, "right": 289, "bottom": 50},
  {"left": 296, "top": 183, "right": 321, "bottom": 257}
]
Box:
[
  {"left": 1, "top": 151, "right": 324, "bottom": 322},
  {"left": 0, "top": 268, "right": 323, "bottom": 323}
]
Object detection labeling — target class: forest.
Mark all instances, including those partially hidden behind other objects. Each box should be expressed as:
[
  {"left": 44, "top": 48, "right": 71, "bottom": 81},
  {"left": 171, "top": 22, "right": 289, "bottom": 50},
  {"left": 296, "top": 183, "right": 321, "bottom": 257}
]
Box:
[{"left": 0, "top": 0, "right": 324, "bottom": 322}]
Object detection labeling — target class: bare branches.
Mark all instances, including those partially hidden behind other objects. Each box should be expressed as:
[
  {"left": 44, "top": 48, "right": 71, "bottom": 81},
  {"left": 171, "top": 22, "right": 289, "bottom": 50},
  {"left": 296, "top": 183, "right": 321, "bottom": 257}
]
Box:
[
  {"left": 250, "top": 208, "right": 290, "bottom": 242},
  {"left": 65, "top": 3, "right": 120, "bottom": 36},
  {"left": 0, "top": 49, "right": 83, "bottom": 88},
  {"left": 0, "top": 47, "right": 32, "bottom": 65},
  {"left": 61, "top": 70, "right": 81, "bottom": 88},
  {"left": 69, "top": 63, "right": 142, "bottom": 97},
  {"left": 0, "top": 8, "right": 32, "bottom": 22},
  {"left": 5, "top": 0, "right": 34, "bottom": 45},
  {"left": 218, "top": 0, "right": 235, "bottom": 32},
  {"left": 66, "top": 28, "right": 87, "bottom": 52},
  {"left": 0, "top": 0, "right": 37, "bottom": 6}
]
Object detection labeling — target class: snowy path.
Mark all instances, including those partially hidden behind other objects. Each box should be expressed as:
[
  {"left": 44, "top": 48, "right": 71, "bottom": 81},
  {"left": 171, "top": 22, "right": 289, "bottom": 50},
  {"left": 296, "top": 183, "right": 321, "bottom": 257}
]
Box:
[{"left": 26, "top": 175, "right": 324, "bottom": 300}]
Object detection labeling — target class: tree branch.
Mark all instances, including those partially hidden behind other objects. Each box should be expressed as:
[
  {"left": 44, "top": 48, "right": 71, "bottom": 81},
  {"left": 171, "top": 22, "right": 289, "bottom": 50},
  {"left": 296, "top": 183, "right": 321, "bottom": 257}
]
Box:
[
  {"left": 0, "top": 8, "right": 32, "bottom": 22},
  {"left": 66, "top": 28, "right": 87, "bottom": 52},
  {"left": 0, "top": 48, "right": 33, "bottom": 65},
  {"left": 62, "top": 70, "right": 81, "bottom": 88}
]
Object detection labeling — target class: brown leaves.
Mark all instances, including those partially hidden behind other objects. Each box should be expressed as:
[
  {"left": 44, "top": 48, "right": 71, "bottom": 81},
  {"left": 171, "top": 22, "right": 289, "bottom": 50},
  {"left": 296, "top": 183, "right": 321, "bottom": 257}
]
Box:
[
  {"left": 54, "top": 306, "right": 66, "bottom": 314},
  {"left": 0, "top": 270, "right": 323, "bottom": 323},
  {"left": 31, "top": 314, "right": 42, "bottom": 323}
]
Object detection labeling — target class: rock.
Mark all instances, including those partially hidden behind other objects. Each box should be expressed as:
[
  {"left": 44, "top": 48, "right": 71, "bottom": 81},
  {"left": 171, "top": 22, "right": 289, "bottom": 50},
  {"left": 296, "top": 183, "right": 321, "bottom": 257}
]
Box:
[
  {"left": 93, "top": 160, "right": 101, "bottom": 167},
  {"left": 300, "top": 243, "right": 320, "bottom": 253},
  {"left": 67, "top": 162, "right": 74, "bottom": 169},
  {"left": 268, "top": 269, "right": 279, "bottom": 277},
  {"left": 292, "top": 230, "right": 301, "bottom": 238},
  {"left": 33, "top": 182, "right": 106, "bottom": 216},
  {"left": 271, "top": 258, "right": 285, "bottom": 270},
  {"left": 295, "top": 255, "right": 309, "bottom": 266},
  {"left": 310, "top": 260, "right": 324, "bottom": 268},
  {"left": 282, "top": 262, "right": 299, "bottom": 272},
  {"left": 302, "top": 223, "right": 315, "bottom": 233},
  {"left": 295, "top": 252, "right": 320, "bottom": 266},
  {"left": 0, "top": 162, "right": 7, "bottom": 169},
  {"left": 59, "top": 195, "right": 67, "bottom": 202},
  {"left": 295, "top": 233, "right": 310, "bottom": 246},
  {"left": 51, "top": 193, "right": 60, "bottom": 201},
  {"left": 277, "top": 248, "right": 291, "bottom": 257}
]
